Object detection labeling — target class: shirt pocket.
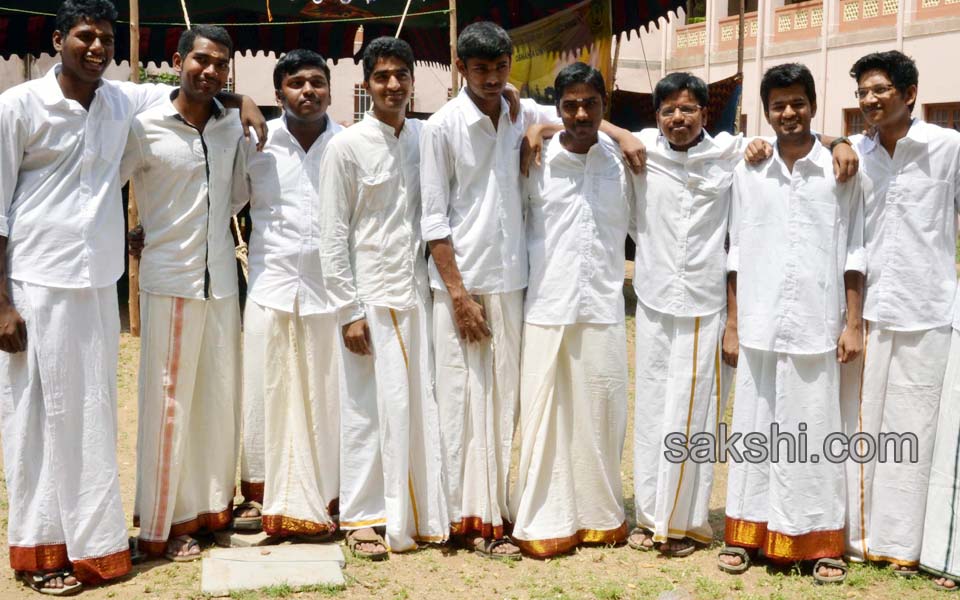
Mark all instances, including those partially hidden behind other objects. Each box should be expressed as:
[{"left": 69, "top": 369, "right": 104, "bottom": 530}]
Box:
[
  {"left": 893, "top": 175, "right": 951, "bottom": 225},
  {"left": 358, "top": 170, "right": 398, "bottom": 212}
]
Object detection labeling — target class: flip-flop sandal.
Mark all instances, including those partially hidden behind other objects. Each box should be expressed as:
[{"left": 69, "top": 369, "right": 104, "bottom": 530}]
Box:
[
  {"left": 164, "top": 535, "right": 202, "bottom": 562},
  {"left": 129, "top": 536, "right": 146, "bottom": 565},
  {"left": 627, "top": 527, "right": 655, "bottom": 551},
  {"left": 232, "top": 501, "right": 263, "bottom": 531},
  {"left": 660, "top": 538, "right": 697, "bottom": 558},
  {"left": 477, "top": 537, "right": 522, "bottom": 561},
  {"left": 717, "top": 546, "right": 751, "bottom": 574},
  {"left": 346, "top": 529, "right": 389, "bottom": 561},
  {"left": 19, "top": 570, "right": 82, "bottom": 596},
  {"left": 295, "top": 530, "right": 335, "bottom": 544},
  {"left": 813, "top": 557, "right": 848, "bottom": 585},
  {"left": 892, "top": 565, "right": 919, "bottom": 578}
]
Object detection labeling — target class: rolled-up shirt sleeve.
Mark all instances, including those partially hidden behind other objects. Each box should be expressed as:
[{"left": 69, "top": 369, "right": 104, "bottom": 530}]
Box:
[
  {"left": 419, "top": 122, "right": 453, "bottom": 242},
  {"left": 844, "top": 172, "right": 867, "bottom": 274},
  {"left": 0, "top": 101, "right": 25, "bottom": 238},
  {"left": 318, "top": 141, "right": 364, "bottom": 325}
]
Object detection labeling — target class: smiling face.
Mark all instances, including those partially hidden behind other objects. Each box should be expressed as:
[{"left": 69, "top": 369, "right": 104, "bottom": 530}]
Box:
[
  {"left": 656, "top": 89, "right": 705, "bottom": 150},
  {"left": 363, "top": 55, "right": 413, "bottom": 120},
  {"left": 457, "top": 55, "right": 511, "bottom": 105},
  {"left": 173, "top": 36, "right": 231, "bottom": 104},
  {"left": 856, "top": 68, "right": 916, "bottom": 131},
  {"left": 765, "top": 83, "right": 816, "bottom": 144},
  {"left": 53, "top": 18, "right": 115, "bottom": 85},
  {"left": 277, "top": 66, "right": 331, "bottom": 123},
  {"left": 558, "top": 82, "right": 604, "bottom": 151}
]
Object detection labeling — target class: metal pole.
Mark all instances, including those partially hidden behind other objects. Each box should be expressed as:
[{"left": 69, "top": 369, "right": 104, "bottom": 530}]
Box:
[
  {"left": 449, "top": 0, "right": 458, "bottom": 95},
  {"left": 737, "top": 0, "right": 745, "bottom": 75},
  {"left": 128, "top": 0, "right": 141, "bottom": 336}
]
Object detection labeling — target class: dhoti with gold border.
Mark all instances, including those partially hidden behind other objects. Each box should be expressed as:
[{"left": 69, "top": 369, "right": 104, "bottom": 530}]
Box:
[{"left": 510, "top": 322, "right": 628, "bottom": 558}]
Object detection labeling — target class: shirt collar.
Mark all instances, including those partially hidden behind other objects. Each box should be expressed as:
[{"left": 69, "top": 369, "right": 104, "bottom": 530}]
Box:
[
  {"left": 362, "top": 110, "right": 407, "bottom": 138},
  {"left": 275, "top": 113, "right": 340, "bottom": 152},
  {"left": 545, "top": 132, "right": 615, "bottom": 167},
  {"left": 161, "top": 88, "right": 225, "bottom": 121},
  {"left": 655, "top": 129, "right": 715, "bottom": 158},
  {"left": 859, "top": 118, "right": 925, "bottom": 154},
  {"left": 770, "top": 134, "right": 824, "bottom": 176},
  {"left": 38, "top": 63, "right": 104, "bottom": 108},
  {"left": 456, "top": 87, "right": 509, "bottom": 128}
]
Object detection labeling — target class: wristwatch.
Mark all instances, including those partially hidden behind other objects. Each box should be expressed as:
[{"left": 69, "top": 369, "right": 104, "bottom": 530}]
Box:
[{"left": 828, "top": 136, "right": 852, "bottom": 151}]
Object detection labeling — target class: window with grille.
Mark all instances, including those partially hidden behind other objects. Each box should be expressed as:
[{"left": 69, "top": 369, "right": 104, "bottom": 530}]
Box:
[
  {"left": 925, "top": 102, "right": 960, "bottom": 131},
  {"left": 843, "top": 108, "right": 866, "bottom": 136},
  {"left": 353, "top": 84, "right": 416, "bottom": 123}
]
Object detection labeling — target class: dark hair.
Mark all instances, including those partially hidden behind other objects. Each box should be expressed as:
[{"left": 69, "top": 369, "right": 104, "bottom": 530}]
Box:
[
  {"left": 177, "top": 25, "right": 234, "bottom": 59},
  {"left": 273, "top": 49, "right": 331, "bottom": 91},
  {"left": 850, "top": 50, "right": 918, "bottom": 112},
  {"left": 553, "top": 62, "right": 606, "bottom": 108},
  {"left": 653, "top": 72, "right": 708, "bottom": 110},
  {"left": 457, "top": 21, "right": 513, "bottom": 62},
  {"left": 56, "top": 0, "right": 117, "bottom": 35},
  {"left": 760, "top": 63, "right": 816, "bottom": 113},
  {"left": 362, "top": 36, "right": 415, "bottom": 82}
]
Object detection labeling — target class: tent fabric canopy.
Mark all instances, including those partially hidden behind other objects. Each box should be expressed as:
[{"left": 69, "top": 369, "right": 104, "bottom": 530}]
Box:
[{"left": 0, "top": 0, "right": 684, "bottom": 65}]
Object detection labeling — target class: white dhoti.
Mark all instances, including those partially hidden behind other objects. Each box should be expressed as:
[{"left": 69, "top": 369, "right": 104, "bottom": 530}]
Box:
[
  {"left": 0, "top": 281, "right": 131, "bottom": 583},
  {"left": 261, "top": 305, "right": 340, "bottom": 536},
  {"left": 240, "top": 299, "right": 267, "bottom": 505},
  {"left": 134, "top": 293, "right": 241, "bottom": 557},
  {"left": 510, "top": 322, "right": 628, "bottom": 558},
  {"left": 725, "top": 347, "right": 845, "bottom": 562},
  {"left": 338, "top": 300, "right": 448, "bottom": 552},
  {"left": 921, "top": 328, "right": 960, "bottom": 580},
  {"left": 633, "top": 303, "right": 730, "bottom": 544},
  {"left": 433, "top": 289, "right": 521, "bottom": 539},
  {"left": 841, "top": 322, "right": 951, "bottom": 566}
]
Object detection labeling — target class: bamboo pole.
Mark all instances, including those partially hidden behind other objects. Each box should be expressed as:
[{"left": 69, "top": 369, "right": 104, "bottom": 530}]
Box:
[
  {"left": 128, "top": 0, "right": 141, "bottom": 336},
  {"left": 449, "top": 0, "right": 458, "bottom": 96},
  {"left": 735, "top": 0, "right": 745, "bottom": 133}
]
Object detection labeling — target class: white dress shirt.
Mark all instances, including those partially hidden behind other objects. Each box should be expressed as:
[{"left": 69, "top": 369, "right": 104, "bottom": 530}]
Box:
[
  {"left": 728, "top": 139, "right": 866, "bottom": 355},
  {"left": 852, "top": 120, "right": 960, "bottom": 332},
  {"left": 236, "top": 114, "right": 344, "bottom": 315},
  {"left": 120, "top": 91, "right": 244, "bottom": 300},
  {"left": 523, "top": 134, "right": 632, "bottom": 326},
  {"left": 0, "top": 65, "right": 168, "bottom": 288},
  {"left": 419, "top": 89, "right": 560, "bottom": 294},
  {"left": 633, "top": 128, "right": 747, "bottom": 318},
  {"left": 319, "top": 113, "right": 428, "bottom": 325}
]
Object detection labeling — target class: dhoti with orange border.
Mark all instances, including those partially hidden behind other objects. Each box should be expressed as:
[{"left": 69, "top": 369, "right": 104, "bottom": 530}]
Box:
[
  {"left": 510, "top": 322, "right": 629, "bottom": 558},
  {"left": 0, "top": 281, "right": 131, "bottom": 583},
  {"left": 239, "top": 299, "right": 267, "bottom": 507},
  {"left": 338, "top": 299, "right": 448, "bottom": 552},
  {"left": 724, "top": 346, "right": 845, "bottom": 562},
  {"left": 134, "top": 292, "right": 240, "bottom": 556}
]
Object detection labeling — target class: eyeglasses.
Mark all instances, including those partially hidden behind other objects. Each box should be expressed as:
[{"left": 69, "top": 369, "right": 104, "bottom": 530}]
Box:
[
  {"left": 658, "top": 104, "right": 701, "bottom": 118},
  {"left": 855, "top": 85, "right": 896, "bottom": 100}
]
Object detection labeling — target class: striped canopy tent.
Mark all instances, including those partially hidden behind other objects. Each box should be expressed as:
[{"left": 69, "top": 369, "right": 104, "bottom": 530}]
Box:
[{"left": 0, "top": 0, "right": 684, "bottom": 65}]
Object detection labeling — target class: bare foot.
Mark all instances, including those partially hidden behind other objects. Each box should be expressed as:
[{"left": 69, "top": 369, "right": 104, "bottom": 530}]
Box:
[
  {"left": 628, "top": 529, "right": 655, "bottom": 550},
  {"left": 38, "top": 572, "right": 78, "bottom": 590},
  {"left": 935, "top": 577, "right": 958, "bottom": 590},
  {"left": 233, "top": 504, "right": 261, "bottom": 518},
  {"left": 464, "top": 534, "right": 520, "bottom": 556}
]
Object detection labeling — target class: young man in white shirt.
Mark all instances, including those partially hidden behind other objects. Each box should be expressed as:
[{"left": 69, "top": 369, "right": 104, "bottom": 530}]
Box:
[
  {"left": 719, "top": 63, "right": 864, "bottom": 583},
  {"left": 0, "top": 1, "right": 262, "bottom": 593},
  {"left": 510, "top": 62, "right": 632, "bottom": 558},
  {"left": 833, "top": 51, "right": 960, "bottom": 585},
  {"left": 121, "top": 25, "right": 247, "bottom": 562},
  {"left": 419, "top": 21, "right": 643, "bottom": 560},
  {"left": 233, "top": 49, "right": 344, "bottom": 540},
  {"left": 320, "top": 37, "right": 447, "bottom": 559}
]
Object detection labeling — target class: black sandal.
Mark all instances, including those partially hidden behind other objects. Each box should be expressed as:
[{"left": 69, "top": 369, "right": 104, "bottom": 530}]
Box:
[{"left": 19, "top": 570, "right": 82, "bottom": 596}]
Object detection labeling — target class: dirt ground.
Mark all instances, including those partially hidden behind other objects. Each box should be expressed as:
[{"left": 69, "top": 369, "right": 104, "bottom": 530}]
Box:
[{"left": 0, "top": 271, "right": 948, "bottom": 599}]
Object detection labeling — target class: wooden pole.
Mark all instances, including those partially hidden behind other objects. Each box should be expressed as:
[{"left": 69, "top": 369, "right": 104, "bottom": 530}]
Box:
[
  {"left": 449, "top": 0, "right": 458, "bottom": 96},
  {"left": 735, "top": 0, "right": 745, "bottom": 133},
  {"left": 128, "top": 0, "right": 141, "bottom": 336}
]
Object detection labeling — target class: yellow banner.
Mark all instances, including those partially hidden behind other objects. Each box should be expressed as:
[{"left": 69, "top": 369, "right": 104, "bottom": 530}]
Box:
[{"left": 508, "top": 0, "right": 613, "bottom": 104}]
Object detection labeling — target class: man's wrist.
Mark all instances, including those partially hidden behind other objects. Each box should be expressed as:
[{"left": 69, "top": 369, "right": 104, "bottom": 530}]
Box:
[{"left": 828, "top": 136, "right": 851, "bottom": 151}]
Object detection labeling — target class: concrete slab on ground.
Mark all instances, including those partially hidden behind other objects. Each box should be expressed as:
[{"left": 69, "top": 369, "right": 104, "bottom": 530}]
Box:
[{"left": 201, "top": 544, "right": 346, "bottom": 596}]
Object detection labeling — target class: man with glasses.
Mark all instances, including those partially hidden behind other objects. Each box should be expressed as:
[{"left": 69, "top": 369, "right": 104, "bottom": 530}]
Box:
[{"left": 838, "top": 51, "right": 960, "bottom": 587}]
